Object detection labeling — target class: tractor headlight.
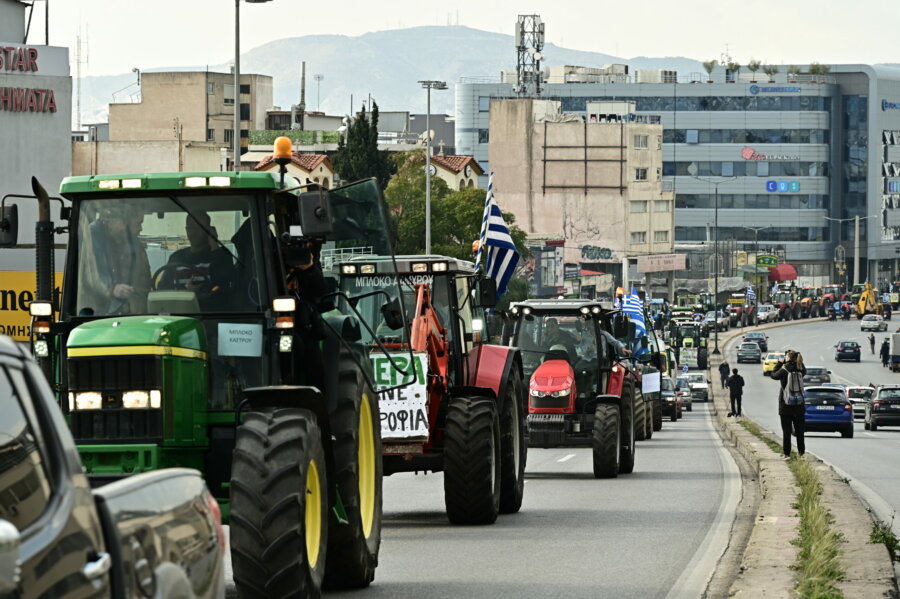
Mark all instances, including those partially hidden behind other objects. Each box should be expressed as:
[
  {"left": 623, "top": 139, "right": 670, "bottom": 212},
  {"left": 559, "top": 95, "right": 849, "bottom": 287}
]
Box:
[
  {"left": 73, "top": 392, "right": 102, "bottom": 410},
  {"left": 122, "top": 390, "right": 162, "bottom": 409},
  {"left": 530, "top": 388, "right": 541, "bottom": 397},
  {"left": 552, "top": 390, "right": 570, "bottom": 397}
]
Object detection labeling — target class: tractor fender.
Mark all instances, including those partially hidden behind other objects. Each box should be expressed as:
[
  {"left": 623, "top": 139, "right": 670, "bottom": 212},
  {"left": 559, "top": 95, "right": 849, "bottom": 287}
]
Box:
[
  {"left": 241, "top": 386, "right": 330, "bottom": 449},
  {"left": 605, "top": 363, "right": 627, "bottom": 397},
  {"left": 584, "top": 394, "right": 624, "bottom": 414},
  {"left": 466, "top": 344, "right": 523, "bottom": 409}
]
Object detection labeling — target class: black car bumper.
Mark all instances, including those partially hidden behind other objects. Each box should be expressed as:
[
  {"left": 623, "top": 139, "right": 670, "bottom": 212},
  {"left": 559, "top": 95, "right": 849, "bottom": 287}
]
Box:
[{"left": 870, "top": 414, "right": 900, "bottom": 427}]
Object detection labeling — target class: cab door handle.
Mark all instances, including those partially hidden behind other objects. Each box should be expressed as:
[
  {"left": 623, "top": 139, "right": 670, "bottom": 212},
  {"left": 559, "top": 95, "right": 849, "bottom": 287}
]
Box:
[{"left": 82, "top": 552, "right": 112, "bottom": 580}]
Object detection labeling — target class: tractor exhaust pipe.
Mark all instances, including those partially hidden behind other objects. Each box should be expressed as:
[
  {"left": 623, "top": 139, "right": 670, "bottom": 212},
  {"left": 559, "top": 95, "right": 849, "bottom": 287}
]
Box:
[{"left": 31, "top": 176, "right": 54, "bottom": 304}]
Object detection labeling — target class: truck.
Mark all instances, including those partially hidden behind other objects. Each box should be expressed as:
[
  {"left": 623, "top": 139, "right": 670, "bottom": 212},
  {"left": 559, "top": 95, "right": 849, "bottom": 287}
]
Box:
[
  {"left": 856, "top": 281, "right": 881, "bottom": 319},
  {"left": 0, "top": 334, "right": 226, "bottom": 599},
  {"left": 890, "top": 333, "right": 900, "bottom": 372},
  {"left": 335, "top": 254, "right": 526, "bottom": 522},
  {"left": 5, "top": 137, "right": 411, "bottom": 597}
]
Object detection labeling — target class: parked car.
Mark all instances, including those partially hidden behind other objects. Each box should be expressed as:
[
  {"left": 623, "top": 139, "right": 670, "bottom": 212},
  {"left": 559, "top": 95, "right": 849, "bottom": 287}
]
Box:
[
  {"left": 762, "top": 352, "right": 786, "bottom": 376},
  {"left": 834, "top": 340, "right": 861, "bottom": 362},
  {"left": 742, "top": 331, "right": 769, "bottom": 352},
  {"left": 0, "top": 335, "right": 227, "bottom": 598},
  {"left": 803, "top": 385, "right": 854, "bottom": 438},
  {"left": 660, "top": 376, "right": 681, "bottom": 421},
  {"left": 802, "top": 366, "right": 832, "bottom": 386},
  {"left": 684, "top": 372, "right": 710, "bottom": 402},
  {"left": 704, "top": 310, "right": 730, "bottom": 332},
  {"left": 675, "top": 376, "right": 693, "bottom": 411},
  {"left": 756, "top": 304, "right": 778, "bottom": 323},
  {"left": 865, "top": 385, "right": 900, "bottom": 431},
  {"left": 736, "top": 342, "right": 762, "bottom": 363},
  {"left": 845, "top": 386, "right": 875, "bottom": 419},
  {"left": 861, "top": 314, "right": 888, "bottom": 331}
]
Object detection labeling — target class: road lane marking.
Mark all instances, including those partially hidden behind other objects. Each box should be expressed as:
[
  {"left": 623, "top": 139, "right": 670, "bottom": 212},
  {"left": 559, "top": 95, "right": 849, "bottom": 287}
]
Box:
[{"left": 557, "top": 453, "right": 576, "bottom": 463}]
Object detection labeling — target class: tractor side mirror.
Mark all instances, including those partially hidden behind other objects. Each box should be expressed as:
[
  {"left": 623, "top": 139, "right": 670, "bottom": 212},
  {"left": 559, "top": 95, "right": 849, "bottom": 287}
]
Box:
[
  {"left": 0, "top": 203, "right": 17, "bottom": 247},
  {"left": 380, "top": 296, "right": 405, "bottom": 331},
  {"left": 640, "top": 337, "right": 649, "bottom": 349},
  {"left": 297, "top": 189, "right": 333, "bottom": 238},
  {"left": 474, "top": 278, "right": 497, "bottom": 309}
]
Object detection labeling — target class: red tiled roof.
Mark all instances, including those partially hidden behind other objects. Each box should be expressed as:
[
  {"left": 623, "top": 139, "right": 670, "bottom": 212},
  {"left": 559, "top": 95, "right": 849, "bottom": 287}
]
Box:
[
  {"left": 254, "top": 152, "right": 332, "bottom": 172},
  {"left": 430, "top": 155, "right": 483, "bottom": 175}
]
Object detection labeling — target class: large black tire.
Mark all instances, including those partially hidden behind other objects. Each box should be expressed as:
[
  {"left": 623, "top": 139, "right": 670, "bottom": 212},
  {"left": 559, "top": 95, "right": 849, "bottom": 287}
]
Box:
[
  {"left": 870, "top": 419, "right": 878, "bottom": 432},
  {"left": 634, "top": 395, "right": 648, "bottom": 441},
  {"left": 619, "top": 386, "right": 636, "bottom": 474},
  {"left": 324, "top": 356, "right": 383, "bottom": 589},
  {"left": 644, "top": 397, "right": 654, "bottom": 440},
  {"left": 231, "top": 407, "right": 328, "bottom": 599},
  {"left": 698, "top": 349, "right": 709, "bottom": 370},
  {"left": 841, "top": 426, "right": 854, "bottom": 438},
  {"left": 444, "top": 396, "right": 501, "bottom": 525},
  {"left": 498, "top": 370, "right": 526, "bottom": 514},
  {"left": 652, "top": 401, "right": 663, "bottom": 432},
  {"left": 592, "top": 403, "right": 621, "bottom": 478}
]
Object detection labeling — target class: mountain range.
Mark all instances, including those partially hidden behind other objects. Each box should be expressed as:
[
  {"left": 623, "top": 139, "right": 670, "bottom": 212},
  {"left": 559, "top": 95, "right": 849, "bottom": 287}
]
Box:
[{"left": 75, "top": 25, "right": 708, "bottom": 128}]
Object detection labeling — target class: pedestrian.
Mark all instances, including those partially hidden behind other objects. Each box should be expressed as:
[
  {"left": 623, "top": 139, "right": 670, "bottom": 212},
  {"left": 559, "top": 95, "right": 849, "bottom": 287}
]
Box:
[
  {"left": 869, "top": 333, "right": 876, "bottom": 354},
  {"left": 718, "top": 360, "right": 730, "bottom": 389},
  {"left": 881, "top": 339, "right": 890, "bottom": 368},
  {"left": 726, "top": 368, "right": 745, "bottom": 417},
  {"left": 771, "top": 350, "right": 808, "bottom": 459}
]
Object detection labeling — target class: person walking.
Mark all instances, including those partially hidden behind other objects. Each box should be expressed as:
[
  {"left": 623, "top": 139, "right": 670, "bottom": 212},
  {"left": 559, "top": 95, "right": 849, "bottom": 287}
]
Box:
[
  {"left": 771, "top": 350, "right": 808, "bottom": 459},
  {"left": 726, "top": 368, "right": 745, "bottom": 417},
  {"left": 869, "top": 333, "right": 876, "bottom": 354},
  {"left": 718, "top": 360, "right": 730, "bottom": 389},
  {"left": 881, "top": 339, "right": 890, "bottom": 368}
]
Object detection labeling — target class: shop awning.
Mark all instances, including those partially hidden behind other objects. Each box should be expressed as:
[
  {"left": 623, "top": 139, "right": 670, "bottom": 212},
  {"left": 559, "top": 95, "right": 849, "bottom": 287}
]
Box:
[{"left": 768, "top": 263, "right": 798, "bottom": 282}]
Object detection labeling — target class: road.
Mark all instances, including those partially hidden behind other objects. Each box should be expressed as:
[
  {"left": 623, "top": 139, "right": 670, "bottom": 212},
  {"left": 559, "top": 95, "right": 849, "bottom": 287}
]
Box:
[
  {"left": 725, "top": 317, "right": 900, "bottom": 531},
  {"left": 225, "top": 403, "right": 742, "bottom": 598}
]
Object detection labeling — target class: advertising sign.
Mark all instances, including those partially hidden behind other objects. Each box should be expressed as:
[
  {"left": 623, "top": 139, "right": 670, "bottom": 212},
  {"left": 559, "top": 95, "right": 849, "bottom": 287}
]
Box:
[
  {"left": 637, "top": 253, "right": 686, "bottom": 273},
  {"left": 371, "top": 352, "right": 430, "bottom": 440},
  {"left": 0, "top": 271, "right": 63, "bottom": 341},
  {"left": 564, "top": 263, "right": 580, "bottom": 280},
  {"left": 756, "top": 254, "right": 778, "bottom": 268}
]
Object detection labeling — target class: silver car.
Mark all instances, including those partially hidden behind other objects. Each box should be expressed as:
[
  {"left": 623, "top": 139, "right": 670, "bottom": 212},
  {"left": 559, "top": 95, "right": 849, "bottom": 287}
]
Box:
[
  {"left": 860, "top": 314, "right": 888, "bottom": 331},
  {"left": 756, "top": 304, "right": 778, "bottom": 323},
  {"left": 736, "top": 342, "right": 762, "bottom": 363}
]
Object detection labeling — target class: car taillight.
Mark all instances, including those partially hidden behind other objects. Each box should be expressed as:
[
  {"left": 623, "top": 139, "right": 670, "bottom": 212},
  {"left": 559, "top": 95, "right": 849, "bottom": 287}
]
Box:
[{"left": 205, "top": 490, "right": 226, "bottom": 554}]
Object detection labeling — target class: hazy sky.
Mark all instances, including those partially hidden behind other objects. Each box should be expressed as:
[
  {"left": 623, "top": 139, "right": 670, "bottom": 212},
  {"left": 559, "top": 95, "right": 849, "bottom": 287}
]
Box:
[{"left": 25, "top": 0, "right": 897, "bottom": 76}]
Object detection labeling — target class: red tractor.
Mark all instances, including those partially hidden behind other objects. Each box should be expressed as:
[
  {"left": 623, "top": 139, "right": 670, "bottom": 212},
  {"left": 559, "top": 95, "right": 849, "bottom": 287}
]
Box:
[
  {"left": 819, "top": 284, "right": 843, "bottom": 315},
  {"left": 335, "top": 255, "right": 526, "bottom": 524},
  {"left": 772, "top": 290, "right": 800, "bottom": 321},
  {"left": 727, "top": 292, "right": 758, "bottom": 327},
  {"left": 508, "top": 299, "right": 660, "bottom": 478}
]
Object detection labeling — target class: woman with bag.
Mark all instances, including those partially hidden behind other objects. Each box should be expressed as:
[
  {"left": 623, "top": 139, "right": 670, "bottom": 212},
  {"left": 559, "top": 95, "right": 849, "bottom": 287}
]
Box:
[{"left": 771, "top": 350, "right": 807, "bottom": 458}]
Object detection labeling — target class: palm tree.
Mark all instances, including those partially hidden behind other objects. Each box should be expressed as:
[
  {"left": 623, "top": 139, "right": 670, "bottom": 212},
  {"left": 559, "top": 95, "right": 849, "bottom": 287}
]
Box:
[
  {"left": 703, "top": 59, "right": 718, "bottom": 83},
  {"left": 762, "top": 64, "right": 779, "bottom": 82},
  {"left": 747, "top": 59, "right": 762, "bottom": 82},
  {"left": 726, "top": 61, "right": 741, "bottom": 83}
]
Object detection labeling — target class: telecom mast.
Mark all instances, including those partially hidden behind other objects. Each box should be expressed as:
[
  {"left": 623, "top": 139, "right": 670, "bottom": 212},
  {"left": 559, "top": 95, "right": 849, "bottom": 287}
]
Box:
[{"left": 514, "top": 15, "right": 544, "bottom": 97}]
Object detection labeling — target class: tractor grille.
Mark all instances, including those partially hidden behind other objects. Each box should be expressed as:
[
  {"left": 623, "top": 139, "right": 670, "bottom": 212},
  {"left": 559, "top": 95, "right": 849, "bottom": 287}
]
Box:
[
  {"left": 68, "top": 356, "right": 163, "bottom": 443},
  {"left": 530, "top": 394, "right": 571, "bottom": 410}
]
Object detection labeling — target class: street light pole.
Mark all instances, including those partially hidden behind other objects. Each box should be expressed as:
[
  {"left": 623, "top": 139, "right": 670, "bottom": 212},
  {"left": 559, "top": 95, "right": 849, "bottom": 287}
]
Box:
[
  {"left": 824, "top": 214, "right": 877, "bottom": 285},
  {"left": 418, "top": 80, "right": 447, "bottom": 254},
  {"left": 234, "top": 0, "right": 273, "bottom": 171}
]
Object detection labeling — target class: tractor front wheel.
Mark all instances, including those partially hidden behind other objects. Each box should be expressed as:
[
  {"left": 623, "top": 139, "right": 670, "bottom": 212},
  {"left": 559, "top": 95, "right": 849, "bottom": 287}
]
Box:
[
  {"left": 444, "top": 396, "right": 501, "bottom": 524},
  {"left": 634, "top": 395, "right": 648, "bottom": 441},
  {"left": 230, "top": 407, "right": 328, "bottom": 599},
  {"left": 499, "top": 371, "right": 527, "bottom": 514},
  {"left": 652, "top": 401, "right": 663, "bottom": 432},
  {"left": 592, "top": 403, "right": 621, "bottom": 478},
  {"left": 619, "top": 386, "right": 636, "bottom": 474}
]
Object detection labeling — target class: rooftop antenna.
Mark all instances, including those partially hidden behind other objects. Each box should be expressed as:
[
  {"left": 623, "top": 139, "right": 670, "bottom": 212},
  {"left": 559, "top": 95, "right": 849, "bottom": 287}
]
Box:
[
  {"left": 74, "top": 27, "right": 89, "bottom": 129},
  {"left": 292, "top": 61, "right": 306, "bottom": 130},
  {"left": 514, "top": 14, "right": 545, "bottom": 97}
]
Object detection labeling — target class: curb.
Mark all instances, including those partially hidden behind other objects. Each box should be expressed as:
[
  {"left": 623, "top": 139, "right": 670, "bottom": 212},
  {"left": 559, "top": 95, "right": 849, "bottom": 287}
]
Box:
[{"left": 701, "top": 318, "right": 897, "bottom": 597}]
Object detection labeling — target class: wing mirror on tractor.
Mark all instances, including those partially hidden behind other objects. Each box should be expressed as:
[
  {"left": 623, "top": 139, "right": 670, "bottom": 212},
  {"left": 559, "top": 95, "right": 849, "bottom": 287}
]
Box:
[
  {"left": 296, "top": 189, "right": 333, "bottom": 238},
  {"left": 613, "top": 314, "right": 629, "bottom": 338},
  {"left": 0, "top": 203, "right": 17, "bottom": 247},
  {"left": 474, "top": 278, "right": 497, "bottom": 309}
]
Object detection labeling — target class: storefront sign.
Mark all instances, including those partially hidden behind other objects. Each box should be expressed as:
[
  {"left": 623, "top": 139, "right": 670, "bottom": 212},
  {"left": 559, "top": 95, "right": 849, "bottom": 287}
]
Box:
[
  {"left": 883, "top": 100, "right": 900, "bottom": 111},
  {"left": 0, "top": 46, "right": 58, "bottom": 113},
  {"left": 756, "top": 254, "right": 778, "bottom": 268},
  {"left": 749, "top": 85, "right": 801, "bottom": 95},
  {"left": 766, "top": 180, "right": 801, "bottom": 192},
  {"left": 742, "top": 147, "right": 799, "bottom": 161},
  {"left": 637, "top": 253, "right": 686, "bottom": 273}
]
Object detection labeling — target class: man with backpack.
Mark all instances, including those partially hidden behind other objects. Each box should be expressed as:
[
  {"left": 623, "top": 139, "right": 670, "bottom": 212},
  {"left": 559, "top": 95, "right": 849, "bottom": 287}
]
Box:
[
  {"left": 771, "top": 350, "right": 808, "bottom": 459},
  {"left": 726, "top": 368, "right": 745, "bottom": 417}
]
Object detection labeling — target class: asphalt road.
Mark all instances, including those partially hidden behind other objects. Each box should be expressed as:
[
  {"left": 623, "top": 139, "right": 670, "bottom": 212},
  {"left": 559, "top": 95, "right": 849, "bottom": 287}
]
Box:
[
  {"left": 724, "top": 317, "right": 900, "bottom": 533},
  {"left": 224, "top": 402, "right": 742, "bottom": 598}
]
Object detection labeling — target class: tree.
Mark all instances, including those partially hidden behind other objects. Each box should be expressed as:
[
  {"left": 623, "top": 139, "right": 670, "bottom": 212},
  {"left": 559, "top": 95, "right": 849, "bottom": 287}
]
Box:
[
  {"left": 762, "top": 64, "right": 779, "bottom": 81},
  {"left": 332, "top": 102, "right": 395, "bottom": 189},
  {"left": 726, "top": 61, "right": 741, "bottom": 82},
  {"left": 702, "top": 60, "right": 718, "bottom": 82},
  {"left": 747, "top": 59, "right": 762, "bottom": 82},
  {"left": 786, "top": 65, "right": 801, "bottom": 81}
]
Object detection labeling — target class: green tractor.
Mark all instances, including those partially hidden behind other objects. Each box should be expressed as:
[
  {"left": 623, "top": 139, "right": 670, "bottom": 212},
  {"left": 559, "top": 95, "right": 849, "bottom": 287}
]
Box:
[
  {"left": 11, "top": 140, "right": 412, "bottom": 597},
  {"left": 672, "top": 322, "right": 708, "bottom": 370}
]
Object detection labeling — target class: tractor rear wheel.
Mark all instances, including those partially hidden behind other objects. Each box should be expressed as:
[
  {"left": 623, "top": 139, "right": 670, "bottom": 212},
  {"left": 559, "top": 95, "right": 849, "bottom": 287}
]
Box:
[
  {"left": 324, "top": 356, "right": 383, "bottom": 589},
  {"left": 499, "top": 370, "right": 527, "bottom": 514},
  {"left": 644, "top": 397, "right": 654, "bottom": 439},
  {"left": 444, "top": 396, "right": 501, "bottom": 524},
  {"left": 592, "top": 403, "right": 620, "bottom": 478},
  {"left": 634, "top": 395, "right": 648, "bottom": 441},
  {"left": 231, "top": 407, "right": 327, "bottom": 599},
  {"left": 619, "top": 386, "right": 636, "bottom": 474}
]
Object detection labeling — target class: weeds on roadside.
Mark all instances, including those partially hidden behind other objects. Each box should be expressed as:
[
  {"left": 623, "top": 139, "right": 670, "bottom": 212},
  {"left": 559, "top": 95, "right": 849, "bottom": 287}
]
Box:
[{"left": 870, "top": 518, "right": 900, "bottom": 562}]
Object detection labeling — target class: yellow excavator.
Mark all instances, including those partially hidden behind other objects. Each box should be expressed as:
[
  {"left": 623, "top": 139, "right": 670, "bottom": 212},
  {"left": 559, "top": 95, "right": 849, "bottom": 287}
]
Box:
[{"left": 856, "top": 281, "right": 881, "bottom": 319}]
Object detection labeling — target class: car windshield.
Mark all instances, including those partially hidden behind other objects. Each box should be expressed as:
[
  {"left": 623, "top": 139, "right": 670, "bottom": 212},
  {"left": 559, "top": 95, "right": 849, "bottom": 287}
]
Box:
[
  {"left": 848, "top": 388, "right": 874, "bottom": 399},
  {"left": 686, "top": 374, "right": 705, "bottom": 384},
  {"left": 661, "top": 378, "right": 674, "bottom": 391},
  {"left": 765, "top": 353, "right": 784, "bottom": 361},
  {"left": 806, "top": 368, "right": 827, "bottom": 375},
  {"left": 745, "top": 332, "right": 764, "bottom": 339},
  {"left": 675, "top": 377, "right": 690, "bottom": 390},
  {"left": 879, "top": 388, "right": 900, "bottom": 399},
  {"left": 739, "top": 343, "right": 758, "bottom": 350},
  {"left": 863, "top": 315, "right": 878, "bottom": 321}
]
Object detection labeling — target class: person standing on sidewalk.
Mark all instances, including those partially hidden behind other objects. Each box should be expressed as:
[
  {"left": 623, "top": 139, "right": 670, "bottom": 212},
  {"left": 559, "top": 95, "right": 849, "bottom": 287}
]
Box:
[
  {"left": 869, "top": 333, "right": 876, "bottom": 354},
  {"left": 726, "top": 368, "right": 745, "bottom": 417},
  {"left": 881, "top": 338, "right": 890, "bottom": 368},
  {"left": 771, "top": 350, "right": 807, "bottom": 458},
  {"left": 718, "top": 360, "right": 730, "bottom": 389}
]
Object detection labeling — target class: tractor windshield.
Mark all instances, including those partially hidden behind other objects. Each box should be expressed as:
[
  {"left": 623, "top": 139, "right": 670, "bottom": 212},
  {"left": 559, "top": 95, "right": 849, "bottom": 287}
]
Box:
[
  {"left": 67, "top": 194, "right": 264, "bottom": 318},
  {"left": 514, "top": 314, "right": 597, "bottom": 378}
]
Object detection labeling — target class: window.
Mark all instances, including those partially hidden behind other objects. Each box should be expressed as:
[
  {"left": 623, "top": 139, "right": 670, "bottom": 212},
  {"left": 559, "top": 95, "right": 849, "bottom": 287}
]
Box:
[
  {"left": 721, "top": 162, "right": 734, "bottom": 177},
  {"left": 206, "top": 129, "right": 215, "bottom": 142},
  {"left": 240, "top": 103, "right": 250, "bottom": 121},
  {"left": 634, "top": 168, "right": 648, "bottom": 181},
  {"left": 0, "top": 367, "right": 52, "bottom": 531},
  {"left": 224, "top": 129, "right": 234, "bottom": 143},
  {"left": 224, "top": 83, "right": 235, "bottom": 105},
  {"left": 630, "top": 201, "right": 648, "bottom": 213},
  {"left": 757, "top": 161, "right": 769, "bottom": 177},
  {"left": 654, "top": 230, "right": 669, "bottom": 242},
  {"left": 686, "top": 130, "right": 699, "bottom": 144},
  {"left": 207, "top": 82, "right": 215, "bottom": 95},
  {"left": 634, "top": 134, "right": 648, "bottom": 149},
  {"left": 477, "top": 129, "right": 489, "bottom": 143},
  {"left": 653, "top": 200, "right": 670, "bottom": 212},
  {"left": 240, "top": 84, "right": 250, "bottom": 94},
  {"left": 630, "top": 231, "right": 647, "bottom": 244},
  {"left": 478, "top": 96, "right": 490, "bottom": 112}
]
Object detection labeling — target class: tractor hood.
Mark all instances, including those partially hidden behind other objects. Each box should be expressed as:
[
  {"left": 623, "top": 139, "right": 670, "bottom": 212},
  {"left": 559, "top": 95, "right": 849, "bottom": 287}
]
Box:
[
  {"left": 530, "top": 359, "right": 574, "bottom": 392},
  {"left": 67, "top": 315, "right": 207, "bottom": 355}
]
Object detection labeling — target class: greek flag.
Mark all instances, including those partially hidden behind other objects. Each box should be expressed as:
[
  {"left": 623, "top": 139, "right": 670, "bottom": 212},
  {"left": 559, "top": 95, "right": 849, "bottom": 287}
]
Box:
[
  {"left": 623, "top": 287, "right": 646, "bottom": 337},
  {"left": 747, "top": 284, "right": 756, "bottom": 301},
  {"left": 475, "top": 172, "right": 519, "bottom": 297}
]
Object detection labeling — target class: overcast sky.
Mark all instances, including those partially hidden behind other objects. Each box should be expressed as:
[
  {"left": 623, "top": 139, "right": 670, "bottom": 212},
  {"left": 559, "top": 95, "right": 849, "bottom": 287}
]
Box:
[{"left": 25, "top": 0, "right": 897, "bottom": 76}]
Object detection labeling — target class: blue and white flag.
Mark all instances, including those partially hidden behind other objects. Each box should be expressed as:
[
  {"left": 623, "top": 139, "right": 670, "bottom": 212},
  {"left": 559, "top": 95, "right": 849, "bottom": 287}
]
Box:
[
  {"left": 747, "top": 284, "right": 756, "bottom": 301},
  {"left": 623, "top": 287, "right": 646, "bottom": 337},
  {"left": 475, "top": 172, "right": 519, "bottom": 297}
]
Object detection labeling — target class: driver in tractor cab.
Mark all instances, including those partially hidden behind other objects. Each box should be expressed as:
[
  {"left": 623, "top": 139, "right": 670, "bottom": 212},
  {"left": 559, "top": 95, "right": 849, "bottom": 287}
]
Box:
[
  {"left": 158, "top": 211, "right": 233, "bottom": 309},
  {"left": 544, "top": 317, "right": 578, "bottom": 359}
]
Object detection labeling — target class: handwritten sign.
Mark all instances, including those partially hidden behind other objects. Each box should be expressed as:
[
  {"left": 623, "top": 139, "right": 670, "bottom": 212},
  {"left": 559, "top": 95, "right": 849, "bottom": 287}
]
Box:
[
  {"left": 371, "top": 352, "right": 430, "bottom": 440},
  {"left": 642, "top": 371, "right": 661, "bottom": 395},
  {"left": 217, "top": 323, "right": 262, "bottom": 357}
]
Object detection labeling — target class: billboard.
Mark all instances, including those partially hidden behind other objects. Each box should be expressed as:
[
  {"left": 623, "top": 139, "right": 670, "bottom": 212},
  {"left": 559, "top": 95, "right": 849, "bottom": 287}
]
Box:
[{"left": 636, "top": 253, "right": 686, "bottom": 273}]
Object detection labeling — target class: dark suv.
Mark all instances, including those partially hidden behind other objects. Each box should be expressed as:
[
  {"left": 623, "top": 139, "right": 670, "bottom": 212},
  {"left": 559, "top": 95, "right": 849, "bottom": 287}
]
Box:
[
  {"left": 865, "top": 385, "right": 900, "bottom": 431},
  {"left": 834, "top": 340, "right": 861, "bottom": 362}
]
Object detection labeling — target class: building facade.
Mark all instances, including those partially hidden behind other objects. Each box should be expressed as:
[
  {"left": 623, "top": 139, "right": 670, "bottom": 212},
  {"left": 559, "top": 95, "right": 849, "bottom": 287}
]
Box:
[{"left": 457, "top": 64, "right": 900, "bottom": 285}]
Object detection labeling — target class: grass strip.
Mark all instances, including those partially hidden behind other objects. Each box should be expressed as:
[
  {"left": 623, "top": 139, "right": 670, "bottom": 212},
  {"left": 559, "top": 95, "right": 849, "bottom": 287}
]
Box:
[
  {"left": 870, "top": 519, "right": 900, "bottom": 562},
  {"left": 737, "top": 420, "right": 844, "bottom": 598}
]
